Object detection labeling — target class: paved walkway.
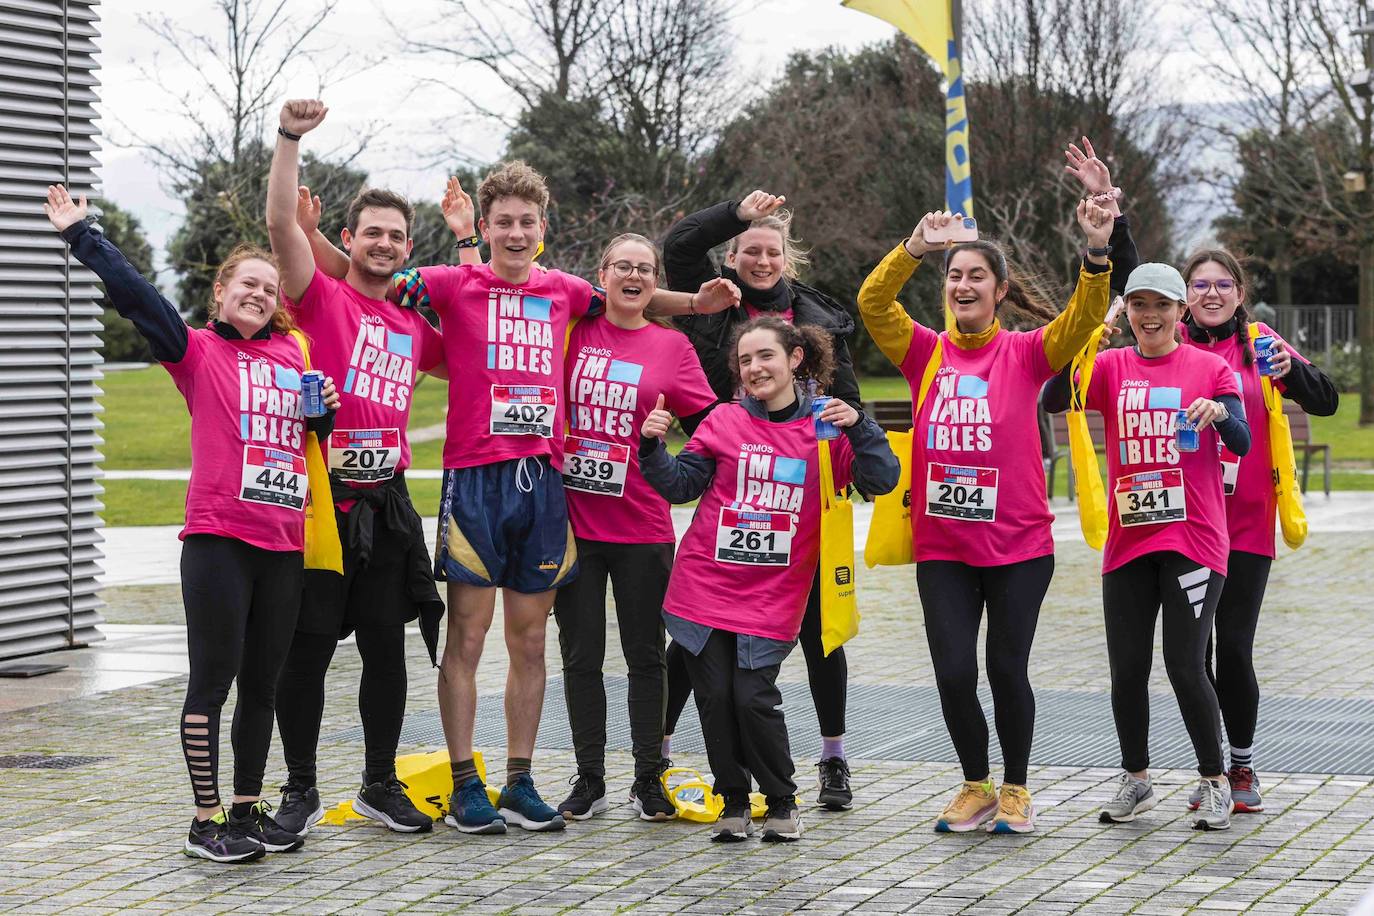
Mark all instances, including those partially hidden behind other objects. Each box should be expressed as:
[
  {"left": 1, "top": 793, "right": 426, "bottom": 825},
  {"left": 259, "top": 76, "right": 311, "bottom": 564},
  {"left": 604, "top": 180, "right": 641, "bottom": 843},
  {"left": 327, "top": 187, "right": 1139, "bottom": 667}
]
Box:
[{"left": 3, "top": 504, "right": 1374, "bottom": 913}]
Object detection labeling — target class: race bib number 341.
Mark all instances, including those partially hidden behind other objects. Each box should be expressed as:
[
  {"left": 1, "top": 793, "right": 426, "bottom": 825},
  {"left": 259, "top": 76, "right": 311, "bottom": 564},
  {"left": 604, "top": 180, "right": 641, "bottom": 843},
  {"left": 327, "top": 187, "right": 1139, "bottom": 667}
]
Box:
[
  {"left": 1114, "top": 468, "right": 1186, "bottom": 527},
  {"left": 239, "top": 445, "right": 306, "bottom": 511},
  {"left": 562, "top": 436, "right": 630, "bottom": 496},
  {"left": 491, "top": 385, "right": 555, "bottom": 437},
  {"left": 328, "top": 428, "right": 400, "bottom": 482},
  {"left": 926, "top": 463, "right": 998, "bottom": 522},
  {"left": 715, "top": 506, "right": 793, "bottom": 566}
]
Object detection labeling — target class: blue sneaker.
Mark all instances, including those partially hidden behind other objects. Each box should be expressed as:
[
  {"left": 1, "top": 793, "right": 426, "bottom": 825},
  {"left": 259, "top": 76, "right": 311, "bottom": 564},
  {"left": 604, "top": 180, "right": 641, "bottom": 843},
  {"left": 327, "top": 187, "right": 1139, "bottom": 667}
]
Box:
[
  {"left": 443, "top": 777, "right": 507, "bottom": 834},
  {"left": 497, "top": 773, "right": 567, "bottom": 832}
]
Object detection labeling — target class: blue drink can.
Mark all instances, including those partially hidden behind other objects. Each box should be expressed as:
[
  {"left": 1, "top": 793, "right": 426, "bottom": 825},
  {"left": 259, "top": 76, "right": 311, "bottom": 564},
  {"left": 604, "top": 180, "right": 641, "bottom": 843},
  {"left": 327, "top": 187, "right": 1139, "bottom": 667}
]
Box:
[
  {"left": 302, "top": 370, "right": 327, "bottom": 418},
  {"left": 811, "top": 395, "right": 840, "bottom": 440},
  {"left": 1254, "top": 335, "right": 1277, "bottom": 376},
  {"left": 1175, "top": 409, "right": 1199, "bottom": 452}
]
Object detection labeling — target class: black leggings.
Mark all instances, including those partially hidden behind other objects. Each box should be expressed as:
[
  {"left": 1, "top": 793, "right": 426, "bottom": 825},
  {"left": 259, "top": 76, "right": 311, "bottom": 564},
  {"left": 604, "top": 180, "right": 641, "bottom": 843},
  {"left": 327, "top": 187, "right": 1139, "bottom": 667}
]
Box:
[
  {"left": 916, "top": 556, "right": 1053, "bottom": 787},
  {"left": 553, "top": 539, "right": 671, "bottom": 780},
  {"left": 1205, "top": 550, "right": 1272, "bottom": 753},
  {"left": 180, "top": 534, "right": 302, "bottom": 808},
  {"left": 665, "top": 571, "right": 846, "bottom": 739},
  {"left": 1103, "top": 551, "right": 1226, "bottom": 776},
  {"left": 276, "top": 624, "right": 408, "bottom": 787}
]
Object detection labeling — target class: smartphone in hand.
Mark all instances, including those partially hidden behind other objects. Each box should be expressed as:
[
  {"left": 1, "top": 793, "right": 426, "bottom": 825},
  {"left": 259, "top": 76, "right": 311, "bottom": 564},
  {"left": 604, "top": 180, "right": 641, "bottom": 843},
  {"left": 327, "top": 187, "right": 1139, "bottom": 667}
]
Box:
[{"left": 923, "top": 216, "right": 979, "bottom": 246}]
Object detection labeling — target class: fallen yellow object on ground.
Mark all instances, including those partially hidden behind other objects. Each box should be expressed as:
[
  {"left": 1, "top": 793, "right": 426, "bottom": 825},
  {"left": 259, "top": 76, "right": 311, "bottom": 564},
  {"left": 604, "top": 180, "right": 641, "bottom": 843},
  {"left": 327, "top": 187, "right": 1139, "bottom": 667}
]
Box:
[{"left": 319, "top": 750, "right": 494, "bottom": 825}]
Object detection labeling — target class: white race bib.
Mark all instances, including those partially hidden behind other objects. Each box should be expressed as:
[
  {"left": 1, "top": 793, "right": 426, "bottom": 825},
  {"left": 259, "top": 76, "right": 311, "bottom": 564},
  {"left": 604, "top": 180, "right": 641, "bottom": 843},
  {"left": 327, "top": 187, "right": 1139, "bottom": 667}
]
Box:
[
  {"left": 328, "top": 428, "right": 400, "bottom": 482},
  {"left": 925, "top": 463, "right": 998, "bottom": 522},
  {"left": 1114, "top": 469, "right": 1186, "bottom": 527},
  {"left": 239, "top": 445, "right": 306, "bottom": 511},
  {"left": 562, "top": 436, "right": 630, "bottom": 496},
  {"left": 490, "top": 385, "right": 555, "bottom": 437},
  {"left": 1221, "top": 456, "right": 1239, "bottom": 497},
  {"left": 714, "top": 505, "right": 793, "bottom": 566}
]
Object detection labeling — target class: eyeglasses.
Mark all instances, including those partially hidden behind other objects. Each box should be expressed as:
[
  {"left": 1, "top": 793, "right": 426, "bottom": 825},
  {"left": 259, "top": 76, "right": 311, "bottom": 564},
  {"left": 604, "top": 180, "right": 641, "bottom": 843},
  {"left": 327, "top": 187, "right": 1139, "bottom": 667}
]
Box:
[
  {"left": 606, "top": 260, "right": 656, "bottom": 280},
  {"left": 1189, "top": 278, "right": 1236, "bottom": 296}
]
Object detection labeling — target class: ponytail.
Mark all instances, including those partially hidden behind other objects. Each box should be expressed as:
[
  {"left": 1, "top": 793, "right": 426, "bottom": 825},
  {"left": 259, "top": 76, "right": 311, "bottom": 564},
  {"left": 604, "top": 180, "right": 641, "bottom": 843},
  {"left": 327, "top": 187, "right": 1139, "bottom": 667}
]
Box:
[
  {"left": 729, "top": 315, "right": 835, "bottom": 392},
  {"left": 943, "top": 240, "right": 1060, "bottom": 328}
]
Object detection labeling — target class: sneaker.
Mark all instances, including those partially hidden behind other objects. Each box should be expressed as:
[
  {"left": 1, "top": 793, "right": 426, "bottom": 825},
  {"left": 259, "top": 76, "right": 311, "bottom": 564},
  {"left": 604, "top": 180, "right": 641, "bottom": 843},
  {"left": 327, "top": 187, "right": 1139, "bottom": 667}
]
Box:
[
  {"left": 761, "top": 795, "right": 803, "bottom": 842},
  {"left": 710, "top": 795, "right": 754, "bottom": 842},
  {"left": 444, "top": 776, "right": 507, "bottom": 834},
  {"left": 816, "top": 757, "right": 853, "bottom": 811},
  {"left": 1227, "top": 765, "right": 1264, "bottom": 813},
  {"left": 557, "top": 773, "right": 609, "bottom": 821},
  {"left": 935, "top": 779, "right": 998, "bottom": 832},
  {"left": 229, "top": 800, "right": 304, "bottom": 853},
  {"left": 497, "top": 773, "right": 567, "bottom": 832},
  {"left": 1192, "top": 777, "right": 1233, "bottom": 831},
  {"left": 629, "top": 776, "right": 675, "bottom": 821},
  {"left": 1099, "top": 772, "right": 1157, "bottom": 823},
  {"left": 987, "top": 784, "right": 1035, "bottom": 834},
  {"left": 184, "top": 812, "right": 265, "bottom": 863},
  {"left": 354, "top": 774, "right": 434, "bottom": 833},
  {"left": 275, "top": 782, "right": 324, "bottom": 838},
  {"left": 1186, "top": 782, "right": 1203, "bottom": 810}
]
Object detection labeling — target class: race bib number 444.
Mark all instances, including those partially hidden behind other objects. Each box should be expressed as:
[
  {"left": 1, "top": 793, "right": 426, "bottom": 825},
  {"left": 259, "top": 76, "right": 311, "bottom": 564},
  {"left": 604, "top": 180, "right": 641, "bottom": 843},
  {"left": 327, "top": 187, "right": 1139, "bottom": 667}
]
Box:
[
  {"left": 562, "top": 436, "right": 629, "bottom": 496},
  {"left": 328, "top": 428, "right": 400, "bottom": 482},
  {"left": 715, "top": 506, "right": 793, "bottom": 566},
  {"left": 1114, "top": 468, "right": 1186, "bottom": 526},
  {"left": 491, "top": 385, "right": 555, "bottom": 437},
  {"left": 239, "top": 445, "right": 306, "bottom": 510},
  {"left": 926, "top": 463, "right": 998, "bottom": 522}
]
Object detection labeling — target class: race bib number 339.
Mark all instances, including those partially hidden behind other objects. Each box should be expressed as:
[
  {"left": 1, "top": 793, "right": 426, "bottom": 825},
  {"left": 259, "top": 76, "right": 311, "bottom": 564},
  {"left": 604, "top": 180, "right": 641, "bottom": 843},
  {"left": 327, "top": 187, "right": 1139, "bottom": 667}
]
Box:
[
  {"left": 1114, "top": 468, "right": 1186, "bottom": 526},
  {"left": 491, "top": 385, "right": 555, "bottom": 437},
  {"left": 328, "top": 428, "right": 400, "bottom": 482},
  {"left": 715, "top": 506, "right": 793, "bottom": 566},
  {"left": 926, "top": 463, "right": 998, "bottom": 522},
  {"left": 239, "top": 445, "right": 306, "bottom": 511},
  {"left": 562, "top": 436, "right": 630, "bottom": 496}
]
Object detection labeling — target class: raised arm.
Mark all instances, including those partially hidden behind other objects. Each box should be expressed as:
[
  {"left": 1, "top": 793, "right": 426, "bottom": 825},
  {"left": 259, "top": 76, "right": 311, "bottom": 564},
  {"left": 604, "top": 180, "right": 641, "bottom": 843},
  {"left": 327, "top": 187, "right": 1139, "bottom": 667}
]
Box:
[
  {"left": 45, "top": 185, "right": 188, "bottom": 362},
  {"left": 266, "top": 98, "right": 330, "bottom": 300},
  {"left": 441, "top": 176, "right": 483, "bottom": 267},
  {"left": 294, "top": 186, "right": 349, "bottom": 280},
  {"left": 1041, "top": 199, "right": 1114, "bottom": 371},
  {"left": 855, "top": 212, "right": 954, "bottom": 367},
  {"left": 1064, "top": 136, "right": 1138, "bottom": 294},
  {"left": 662, "top": 192, "right": 783, "bottom": 292}
]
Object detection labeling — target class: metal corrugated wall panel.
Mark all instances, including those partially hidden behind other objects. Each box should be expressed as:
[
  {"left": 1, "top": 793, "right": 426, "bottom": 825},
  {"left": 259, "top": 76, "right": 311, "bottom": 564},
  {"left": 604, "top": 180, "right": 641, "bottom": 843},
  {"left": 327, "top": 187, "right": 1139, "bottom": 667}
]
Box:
[{"left": 0, "top": 0, "right": 105, "bottom": 659}]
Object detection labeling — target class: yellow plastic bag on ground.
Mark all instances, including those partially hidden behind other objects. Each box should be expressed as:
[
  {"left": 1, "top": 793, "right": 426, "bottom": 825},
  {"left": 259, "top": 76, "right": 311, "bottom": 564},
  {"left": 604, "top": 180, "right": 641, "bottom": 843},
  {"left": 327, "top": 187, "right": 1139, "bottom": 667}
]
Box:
[
  {"left": 288, "top": 330, "right": 343, "bottom": 574},
  {"left": 661, "top": 766, "right": 766, "bottom": 821},
  {"left": 1251, "top": 325, "right": 1307, "bottom": 549},
  {"left": 1067, "top": 340, "right": 1108, "bottom": 550},
  {"left": 321, "top": 749, "right": 490, "bottom": 825},
  {"left": 862, "top": 339, "right": 942, "bottom": 567},
  {"left": 818, "top": 439, "right": 858, "bottom": 657}
]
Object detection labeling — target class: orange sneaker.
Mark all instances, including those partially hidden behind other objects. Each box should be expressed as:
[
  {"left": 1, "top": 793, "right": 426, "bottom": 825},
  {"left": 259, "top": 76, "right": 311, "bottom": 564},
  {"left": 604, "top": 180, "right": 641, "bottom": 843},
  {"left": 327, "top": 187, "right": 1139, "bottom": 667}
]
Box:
[
  {"left": 987, "top": 783, "right": 1035, "bottom": 834},
  {"left": 935, "top": 779, "right": 998, "bottom": 832}
]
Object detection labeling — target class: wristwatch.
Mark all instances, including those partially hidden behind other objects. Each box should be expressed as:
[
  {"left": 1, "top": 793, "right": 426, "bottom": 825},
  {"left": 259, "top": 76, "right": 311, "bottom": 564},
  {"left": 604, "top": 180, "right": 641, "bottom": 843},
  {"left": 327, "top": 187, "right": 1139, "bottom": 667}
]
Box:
[{"left": 1087, "top": 245, "right": 1113, "bottom": 257}]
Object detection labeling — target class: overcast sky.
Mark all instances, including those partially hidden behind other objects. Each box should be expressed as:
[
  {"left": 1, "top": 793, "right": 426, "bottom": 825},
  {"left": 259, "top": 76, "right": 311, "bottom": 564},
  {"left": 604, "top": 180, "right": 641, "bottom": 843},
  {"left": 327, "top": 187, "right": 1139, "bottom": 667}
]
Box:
[{"left": 94, "top": 0, "right": 1212, "bottom": 277}]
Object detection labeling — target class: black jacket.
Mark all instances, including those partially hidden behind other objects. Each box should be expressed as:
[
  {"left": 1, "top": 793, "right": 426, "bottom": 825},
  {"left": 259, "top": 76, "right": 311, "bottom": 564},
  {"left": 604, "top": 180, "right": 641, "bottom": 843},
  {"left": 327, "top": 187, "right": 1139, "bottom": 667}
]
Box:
[{"left": 663, "top": 200, "right": 863, "bottom": 411}]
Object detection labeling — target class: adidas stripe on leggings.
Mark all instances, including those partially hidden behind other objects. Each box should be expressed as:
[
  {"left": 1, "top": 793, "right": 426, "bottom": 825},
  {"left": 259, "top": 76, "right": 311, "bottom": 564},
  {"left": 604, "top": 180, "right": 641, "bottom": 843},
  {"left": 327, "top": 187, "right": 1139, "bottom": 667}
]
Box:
[
  {"left": 1103, "top": 551, "right": 1226, "bottom": 776},
  {"left": 180, "top": 534, "right": 302, "bottom": 809}
]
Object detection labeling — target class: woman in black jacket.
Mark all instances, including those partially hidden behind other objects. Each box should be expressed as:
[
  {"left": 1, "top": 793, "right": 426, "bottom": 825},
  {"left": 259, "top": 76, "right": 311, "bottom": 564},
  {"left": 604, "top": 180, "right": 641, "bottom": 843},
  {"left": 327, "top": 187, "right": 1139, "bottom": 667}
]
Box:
[{"left": 660, "top": 191, "right": 862, "bottom": 810}]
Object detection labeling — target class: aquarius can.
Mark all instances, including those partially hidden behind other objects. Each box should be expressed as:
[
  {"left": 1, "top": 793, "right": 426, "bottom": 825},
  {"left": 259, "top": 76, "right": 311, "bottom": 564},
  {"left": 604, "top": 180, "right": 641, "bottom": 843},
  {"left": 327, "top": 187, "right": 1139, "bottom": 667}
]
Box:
[
  {"left": 1254, "top": 334, "right": 1277, "bottom": 376},
  {"left": 1175, "top": 409, "right": 1199, "bottom": 453},
  {"left": 811, "top": 395, "right": 840, "bottom": 440},
  {"left": 302, "top": 370, "right": 327, "bottom": 418}
]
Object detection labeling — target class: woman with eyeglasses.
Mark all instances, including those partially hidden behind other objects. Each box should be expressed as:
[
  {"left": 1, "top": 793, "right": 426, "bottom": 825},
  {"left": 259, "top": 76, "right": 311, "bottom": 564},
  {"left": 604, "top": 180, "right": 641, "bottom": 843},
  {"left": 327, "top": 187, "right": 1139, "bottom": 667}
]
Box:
[
  {"left": 553, "top": 234, "right": 723, "bottom": 823},
  {"left": 1178, "top": 250, "right": 1338, "bottom": 815}
]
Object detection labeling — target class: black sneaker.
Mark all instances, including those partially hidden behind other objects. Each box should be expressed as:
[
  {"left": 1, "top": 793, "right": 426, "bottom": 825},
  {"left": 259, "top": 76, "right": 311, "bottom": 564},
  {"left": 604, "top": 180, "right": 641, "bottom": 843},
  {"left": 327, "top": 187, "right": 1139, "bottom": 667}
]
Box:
[
  {"left": 230, "top": 800, "right": 304, "bottom": 853},
  {"left": 557, "top": 772, "right": 609, "bottom": 820},
  {"left": 184, "top": 812, "right": 265, "bottom": 863},
  {"left": 816, "top": 757, "right": 854, "bottom": 810},
  {"left": 354, "top": 774, "right": 434, "bottom": 833},
  {"left": 276, "top": 782, "right": 324, "bottom": 837},
  {"left": 629, "top": 775, "right": 675, "bottom": 821}
]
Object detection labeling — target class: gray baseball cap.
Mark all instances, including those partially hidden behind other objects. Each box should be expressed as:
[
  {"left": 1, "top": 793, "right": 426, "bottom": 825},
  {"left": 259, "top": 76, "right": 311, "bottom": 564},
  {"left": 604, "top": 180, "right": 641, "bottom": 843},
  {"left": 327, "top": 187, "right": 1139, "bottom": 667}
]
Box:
[{"left": 1123, "top": 263, "right": 1187, "bottom": 302}]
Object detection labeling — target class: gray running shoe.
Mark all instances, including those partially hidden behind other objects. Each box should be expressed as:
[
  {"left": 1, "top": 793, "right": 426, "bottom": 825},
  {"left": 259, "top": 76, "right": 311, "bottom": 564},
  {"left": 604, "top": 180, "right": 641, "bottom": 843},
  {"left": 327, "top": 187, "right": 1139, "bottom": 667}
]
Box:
[
  {"left": 1186, "top": 782, "right": 1203, "bottom": 810},
  {"left": 1099, "top": 772, "right": 1157, "bottom": 823},
  {"left": 710, "top": 796, "right": 754, "bottom": 842},
  {"left": 1191, "top": 777, "right": 1233, "bottom": 831},
  {"left": 1227, "top": 765, "right": 1264, "bottom": 813},
  {"left": 761, "top": 795, "right": 802, "bottom": 842}
]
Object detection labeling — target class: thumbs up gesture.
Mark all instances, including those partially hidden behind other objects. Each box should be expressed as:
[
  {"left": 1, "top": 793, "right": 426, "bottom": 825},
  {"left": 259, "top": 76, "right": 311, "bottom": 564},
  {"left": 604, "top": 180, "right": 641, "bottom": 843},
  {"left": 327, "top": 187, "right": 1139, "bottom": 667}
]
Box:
[{"left": 641, "top": 393, "right": 673, "bottom": 440}]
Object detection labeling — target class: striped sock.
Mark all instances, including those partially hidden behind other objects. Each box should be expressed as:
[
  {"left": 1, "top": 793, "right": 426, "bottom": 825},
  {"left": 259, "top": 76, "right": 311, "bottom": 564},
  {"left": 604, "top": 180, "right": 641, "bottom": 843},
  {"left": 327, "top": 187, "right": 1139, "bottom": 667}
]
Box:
[
  {"left": 450, "top": 758, "right": 479, "bottom": 788},
  {"left": 506, "top": 756, "right": 532, "bottom": 787},
  {"left": 1230, "top": 745, "right": 1253, "bottom": 769}
]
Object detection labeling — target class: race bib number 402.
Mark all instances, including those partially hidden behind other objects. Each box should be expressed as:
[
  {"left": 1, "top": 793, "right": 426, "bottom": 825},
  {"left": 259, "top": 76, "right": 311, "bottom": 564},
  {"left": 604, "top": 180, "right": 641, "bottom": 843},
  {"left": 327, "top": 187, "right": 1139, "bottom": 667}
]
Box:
[
  {"left": 1114, "top": 468, "right": 1186, "bottom": 526},
  {"left": 239, "top": 445, "right": 306, "bottom": 510},
  {"left": 562, "top": 436, "right": 630, "bottom": 496},
  {"left": 328, "top": 428, "right": 400, "bottom": 482},
  {"left": 715, "top": 506, "right": 793, "bottom": 566},
  {"left": 925, "top": 463, "right": 998, "bottom": 522},
  {"left": 490, "top": 385, "right": 555, "bottom": 437}
]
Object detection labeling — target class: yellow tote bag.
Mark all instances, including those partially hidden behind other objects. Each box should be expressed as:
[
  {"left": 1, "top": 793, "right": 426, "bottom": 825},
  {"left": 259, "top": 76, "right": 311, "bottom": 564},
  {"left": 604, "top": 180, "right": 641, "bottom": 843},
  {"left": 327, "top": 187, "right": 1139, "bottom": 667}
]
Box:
[
  {"left": 289, "top": 330, "right": 344, "bottom": 574},
  {"left": 1250, "top": 325, "right": 1307, "bottom": 549},
  {"left": 818, "top": 436, "right": 858, "bottom": 657},
  {"left": 1066, "top": 341, "right": 1108, "bottom": 550},
  {"left": 863, "top": 339, "right": 943, "bottom": 567}
]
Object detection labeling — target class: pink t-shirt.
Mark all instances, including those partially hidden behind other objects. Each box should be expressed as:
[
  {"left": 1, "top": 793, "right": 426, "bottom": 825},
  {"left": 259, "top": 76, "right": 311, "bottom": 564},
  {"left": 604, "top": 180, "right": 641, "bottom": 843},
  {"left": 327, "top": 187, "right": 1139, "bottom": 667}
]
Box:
[
  {"left": 1085, "top": 345, "right": 1239, "bottom": 575},
  {"left": 1183, "top": 322, "right": 1306, "bottom": 558},
  {"left": 417, "top": 263, "right": 597, "bottom": 470},
  {"left": 662, "top": 404, "right": 855, "bottom": 642},
  {"left": 899, "top": 324, "right": 1057, "bottom": 566},
  {"left": 563, "top": 316, "right": 717, "bottom": 543},
  {"left": 165, "top": 326, "right": 309, "bottom": 552},
  {"left": 286, "top": 270, "right": 443, "bottom": 489}
]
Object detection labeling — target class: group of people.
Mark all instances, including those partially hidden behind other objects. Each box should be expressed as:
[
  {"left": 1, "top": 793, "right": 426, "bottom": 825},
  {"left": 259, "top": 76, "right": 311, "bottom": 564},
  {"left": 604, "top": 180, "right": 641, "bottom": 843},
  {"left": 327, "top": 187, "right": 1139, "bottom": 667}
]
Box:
[{"left": 43, "top": 96, "right": 1338, "bottom": 861}]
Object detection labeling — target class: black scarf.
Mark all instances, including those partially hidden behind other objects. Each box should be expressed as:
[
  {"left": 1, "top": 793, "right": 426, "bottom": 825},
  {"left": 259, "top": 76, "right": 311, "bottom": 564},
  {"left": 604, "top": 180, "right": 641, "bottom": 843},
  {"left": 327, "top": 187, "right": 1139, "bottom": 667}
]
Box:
[
  {"left": 1186, "top": 314, "right": 1239, "bottom": 343},
  {"left": 722, "top": 266, "right": 792, "bottom": 313}
]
